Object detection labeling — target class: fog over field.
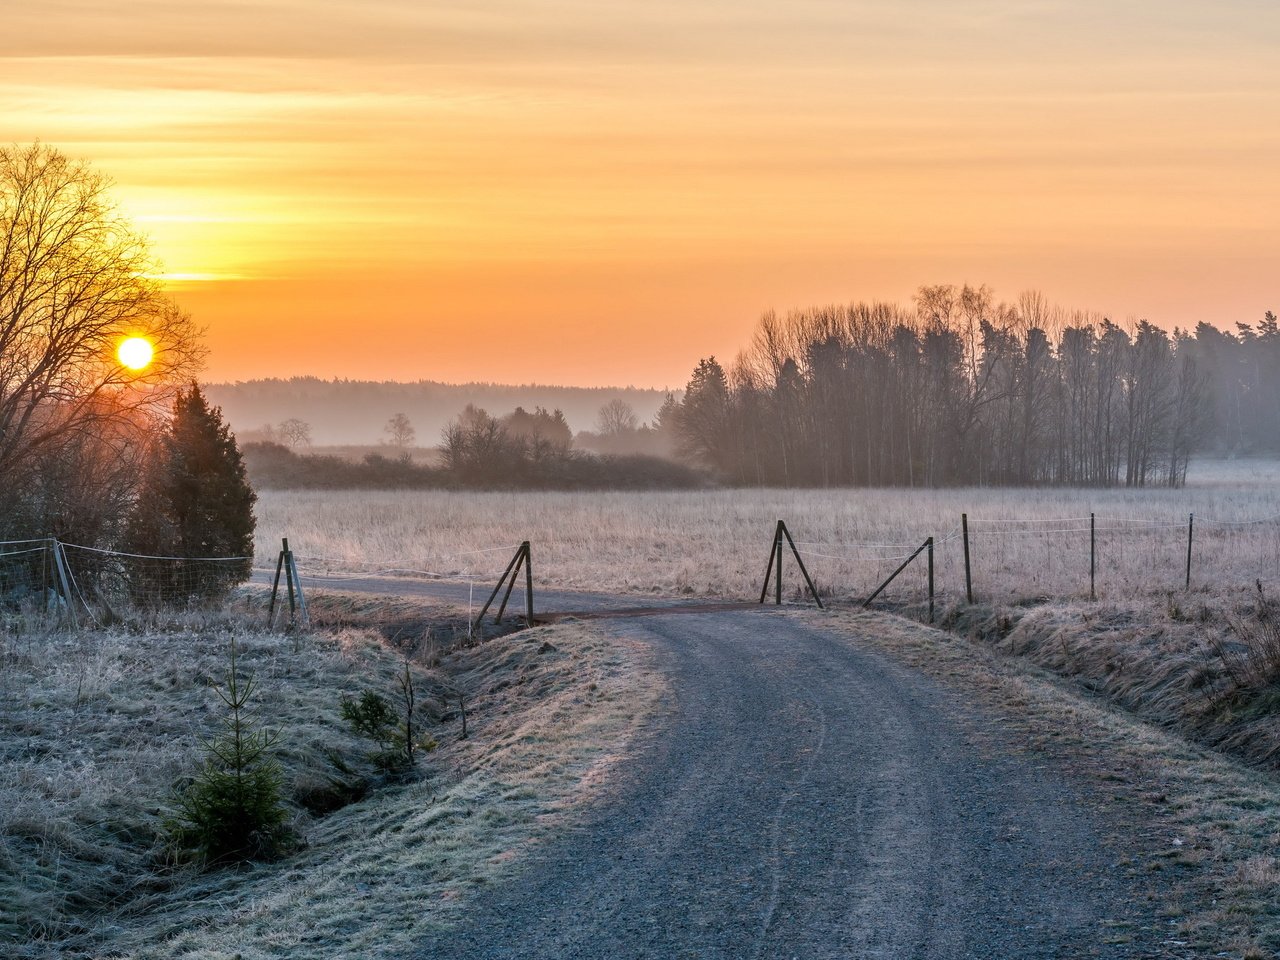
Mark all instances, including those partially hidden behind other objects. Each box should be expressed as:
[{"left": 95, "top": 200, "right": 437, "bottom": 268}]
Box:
[{"left": 205, "top": 378, "right": 672, "bottom": 446}]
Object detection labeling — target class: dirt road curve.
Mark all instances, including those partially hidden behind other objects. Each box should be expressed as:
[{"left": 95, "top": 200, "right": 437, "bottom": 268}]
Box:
[{"left": 403, "top": 609, "right": 1164, "bottom": 960}]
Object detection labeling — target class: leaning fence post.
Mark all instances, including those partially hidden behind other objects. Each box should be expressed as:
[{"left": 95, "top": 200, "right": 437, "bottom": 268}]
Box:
[
  {"left": 51, "top": 539, "right": 78, "bottom": 628},
  {"left": 759, "top": 522, "right": 780, "bottom": 604},
  {"left": 472, "top": 543, "right": 524, "bottom": 632},
  {"left": 42, "top": 539, "right": 51, "bottom": 606},
  {"left": 927, "top": 536, "right": 935, "bottom": 624},
  {"left": 1090, "top": 512, "right": 1096, "bottom": 601},
  {"left": 267, "top": 543, "right": 286, "bottom": 627},
  {"left": 962, "top": 513, "right": 974, "bottom": 604},
  {"left": 864, "top": 537, "right": 931, "bottom": 608},
  {"left": 286, "top": 548, "right": 309, "bottom": 628},
  {"left": 1185, "top": 513, "right": 1194, "bottom": 591},
  {"left": 778, "top": 522, "right": 823, "bottom": 609},
  {"left": 494, "top": 550, "right": 521, "bottom": 624}
]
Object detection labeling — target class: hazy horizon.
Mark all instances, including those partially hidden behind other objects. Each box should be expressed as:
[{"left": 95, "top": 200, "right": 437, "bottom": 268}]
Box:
[{"left": 204, "top": 377, "right": 673, "bottom": 446}]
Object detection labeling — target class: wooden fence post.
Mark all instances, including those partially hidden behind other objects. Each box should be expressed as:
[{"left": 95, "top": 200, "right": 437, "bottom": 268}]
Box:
[
  {"left": 41, "top": 538, "right": 50, "bottom": 609},
  {"left": 775, "top": 524, "right": 783, "bottom": 605},
  {"left": 51, "top": 539, "right": 78, "bottom": 628},
  {"left": 758, "top": 521, "right": 822, "bottom": 608},
  {"left": 1090, "top": 512, "right": 1096, "bottom": 601},
  {"left": 927, "top": 536, "right": 935, "bottom": 623},
  {"left": 523, "top": 541, "right": 534, "bottom": 627},
  {"left": 267, "top": 541, "right": 286, "bottom": 627},
  {"left": 282, "top": 537, "right": 297, "bottom": 623},
  {"left": 962, "top": 513, "right": 974, "bottom": 604},
  {"left": 1185, "top": 513, "right": 1194, "bottom": 591},
  {"left": 863, "top": 537, "right": 931, "bottom": 609},
  {"left": 778, "top": 522, "right": 822, "bottom": 609},
  {"left": 494, "top": 544, "right": 524, "bottom": 625},
  {"left": 473, "top": 542, "right": 533, "bottom": 633},
  {"left": 759, "top": 521, "right": 781, "bottom": 604},
  {"left": 286, "top": 547, "right": 309, "bottom": 628}
]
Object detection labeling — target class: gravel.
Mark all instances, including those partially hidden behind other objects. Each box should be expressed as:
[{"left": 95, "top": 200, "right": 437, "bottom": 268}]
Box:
[{"left": 411, "top": 609, "right": 1170, "bottom": 959}]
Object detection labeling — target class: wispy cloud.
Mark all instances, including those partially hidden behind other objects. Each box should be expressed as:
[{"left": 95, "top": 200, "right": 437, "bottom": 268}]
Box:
[{"left": 4, "top": 0, "right": 1278, "bottom": 383}]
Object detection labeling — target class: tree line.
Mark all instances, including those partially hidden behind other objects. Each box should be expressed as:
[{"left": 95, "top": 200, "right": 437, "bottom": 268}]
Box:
[{"left": 668, "top": 286, "right": 1276, "bottom": 488}]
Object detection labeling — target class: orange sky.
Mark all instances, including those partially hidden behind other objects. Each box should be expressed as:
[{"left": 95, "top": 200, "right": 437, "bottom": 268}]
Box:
[{"left": 7, "top": 1, "right": 1280, "bottom": 387}]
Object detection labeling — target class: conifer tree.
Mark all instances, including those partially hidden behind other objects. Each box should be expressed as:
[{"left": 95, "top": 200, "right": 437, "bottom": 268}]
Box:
[{"left": 125, "top": 384, "right": 256, "bottom": 603}]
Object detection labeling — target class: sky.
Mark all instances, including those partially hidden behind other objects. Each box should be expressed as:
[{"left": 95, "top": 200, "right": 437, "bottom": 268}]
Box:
[{"left": 5, "top": 0, "right": 1279, "bottom": 387}]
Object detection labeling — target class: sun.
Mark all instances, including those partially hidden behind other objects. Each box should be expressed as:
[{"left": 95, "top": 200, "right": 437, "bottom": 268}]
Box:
[{"left": 116, "top": 336, "right": 154, "bottom": 371}]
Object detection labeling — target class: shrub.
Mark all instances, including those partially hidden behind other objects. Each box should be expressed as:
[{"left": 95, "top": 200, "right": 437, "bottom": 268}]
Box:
[
  {"left": 340, "top": 662, "right": 421, "bottom": 774},
  {"left": 1207, "top": 581, "right": 1280, "bottom": 696}
]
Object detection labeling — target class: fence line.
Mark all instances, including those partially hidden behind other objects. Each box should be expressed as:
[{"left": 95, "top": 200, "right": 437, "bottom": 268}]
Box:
[{"left": 6, "top": 503, "right": 1280, "bottom": 628}]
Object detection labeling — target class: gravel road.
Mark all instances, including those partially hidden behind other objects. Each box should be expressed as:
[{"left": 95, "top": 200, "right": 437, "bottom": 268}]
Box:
[
  {"left": 249, "top": 568, "right": 716, "bottom": 617},
  {"left": 409, "top": 609, "right": 1167, "bottom": 959}
]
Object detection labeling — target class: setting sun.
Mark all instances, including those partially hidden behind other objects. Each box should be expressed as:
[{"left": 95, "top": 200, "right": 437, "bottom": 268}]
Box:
[{"left": 116, "top": 336, "right": 154, "bottom": 371}]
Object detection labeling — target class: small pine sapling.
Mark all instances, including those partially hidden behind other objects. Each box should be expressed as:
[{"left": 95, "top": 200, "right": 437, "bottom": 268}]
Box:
[{"left": 168, "top": 637, "right": 291, "bottom": 863}]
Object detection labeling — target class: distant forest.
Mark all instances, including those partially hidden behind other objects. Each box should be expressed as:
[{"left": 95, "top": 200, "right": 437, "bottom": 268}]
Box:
[
  {"left": 231, "top": 285, "right": 1278, "bottom": 492},
  {"left": 667, "top": 286, "right": 1279, "bottom": 489}
]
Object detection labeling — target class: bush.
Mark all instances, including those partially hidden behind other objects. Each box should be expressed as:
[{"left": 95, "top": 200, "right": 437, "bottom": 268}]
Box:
[
  {"left": 242, "top": 440, "right": 707, "bottom": 491},
  {"left": 340, "top": 662, "right": 420, "bottom": 774},
  {"left": 1208, "top": 581, "right": 1280, "bottom": 696},
  {"left": 168, "top": 637, "right": 291, "bottom": 863}
]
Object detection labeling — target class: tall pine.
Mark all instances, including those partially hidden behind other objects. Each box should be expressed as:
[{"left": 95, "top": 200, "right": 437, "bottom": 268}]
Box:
[{"left": 125, "top": 384, "right": 256, "bottom": 604}]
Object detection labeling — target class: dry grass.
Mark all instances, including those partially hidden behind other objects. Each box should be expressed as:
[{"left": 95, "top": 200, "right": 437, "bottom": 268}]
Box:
[
  {"left": 1, "top": 603, "right": 664, "bottom": 959},
  {"left": 921, "top": 586, "right": 1280, "bottom": 772},
  {"left": 253, "top": 458, "right": 1280, "bottom": 606},
  {"left": 817, "top": 608, "right": 1280, "bottom": 957}
]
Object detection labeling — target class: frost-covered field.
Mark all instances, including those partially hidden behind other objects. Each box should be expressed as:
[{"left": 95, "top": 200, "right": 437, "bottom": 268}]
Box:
[{"left": 254, "top": 459, "right": 1280, "bottom": 605}]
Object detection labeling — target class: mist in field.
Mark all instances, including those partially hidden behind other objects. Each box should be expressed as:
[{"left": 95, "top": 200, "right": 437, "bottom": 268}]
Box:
[{"left": 205, "top": 379, "right": 671, "bottom": 447}]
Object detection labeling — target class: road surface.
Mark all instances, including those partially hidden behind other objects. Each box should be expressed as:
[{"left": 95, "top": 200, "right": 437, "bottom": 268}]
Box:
[{"left": 276, "top": 575, "right": 1168, "bottom": 957}]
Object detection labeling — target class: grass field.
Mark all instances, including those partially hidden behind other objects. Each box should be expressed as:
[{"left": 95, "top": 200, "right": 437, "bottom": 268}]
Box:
[
  {"left": 254, "top": 458, "right": 1280, "bottom": 606},
  {"left": 252, "top": 459, "right": 1280, "bottom": 780},
  {"left": 0, "top": 603, "right": 664, "bottom": 959}
]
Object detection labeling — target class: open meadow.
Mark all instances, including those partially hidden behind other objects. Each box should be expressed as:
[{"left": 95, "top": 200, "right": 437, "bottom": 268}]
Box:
[
  {"left": 255, "top": 459, "right": 1280, "bottom": 789},
  {"left": 254, "top": 458, "right": 1280, "bottom": 607}
]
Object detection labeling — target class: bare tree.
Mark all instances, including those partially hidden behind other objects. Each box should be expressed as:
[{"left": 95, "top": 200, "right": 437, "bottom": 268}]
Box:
[
  {"left": 277, "top": 418, "right": 312, "bottom": 447},
  {"left": 383, "top": 412, "right": 415, "bottom": 447},
  {"left": 596, "top": 398, "right": 639, "bottom": 437},
  {"left": 0, "top": 144, "right": 202, "bottom": 485}
]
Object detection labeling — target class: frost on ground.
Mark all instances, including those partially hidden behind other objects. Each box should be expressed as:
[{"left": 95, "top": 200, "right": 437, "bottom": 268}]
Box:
[
  {"left": 0, "top": 606, "right": 664, "bottom": 960},
  {"left": 254, "top": 463, "right": 1280, "bottom": 606},
  {"left": 823, "top": 609, "right": 1280, "bottom": 958}
]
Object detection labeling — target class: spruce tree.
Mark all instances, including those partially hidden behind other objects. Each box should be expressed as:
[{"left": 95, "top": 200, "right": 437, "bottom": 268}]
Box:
[{"left": 125, "top": 384, "right": 256, "bottom": 604}]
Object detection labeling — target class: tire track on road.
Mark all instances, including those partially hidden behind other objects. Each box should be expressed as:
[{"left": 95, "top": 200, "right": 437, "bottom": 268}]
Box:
[{"left": 411, "top": 609, "right": 1164, "bottom": 959}]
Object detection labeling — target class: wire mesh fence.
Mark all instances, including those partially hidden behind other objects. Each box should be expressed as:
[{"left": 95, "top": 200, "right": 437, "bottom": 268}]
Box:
[
  {"left": 0, "top": 539, "right": 253, "bottom": 626},
  {"left": 7, "top": 500, "right": 1280, "bottom": 629},
  {"left": 786, "top": 510, "right": 1280, "bottom": 607},
  {"left": 0, "top": 541, "right": 61, "bottom": 614}
]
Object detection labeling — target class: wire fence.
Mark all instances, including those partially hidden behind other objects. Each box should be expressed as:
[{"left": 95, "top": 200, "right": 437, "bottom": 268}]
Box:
[
  {"left": 785, "top": 509, "right": 1280, "bottom": 607},
  {"left": 0, "top": 539, "right": 252, "bottom": 627},
  {"left": 8, "top": 504, "right": 1280, "bottom": 629}
]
